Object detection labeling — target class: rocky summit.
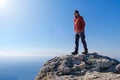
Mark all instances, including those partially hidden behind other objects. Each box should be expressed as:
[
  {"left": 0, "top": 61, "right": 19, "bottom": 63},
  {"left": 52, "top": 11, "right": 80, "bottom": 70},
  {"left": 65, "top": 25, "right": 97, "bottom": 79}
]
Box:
[{"left": 35, "top": 53, "right": 120, "bottom": 80}]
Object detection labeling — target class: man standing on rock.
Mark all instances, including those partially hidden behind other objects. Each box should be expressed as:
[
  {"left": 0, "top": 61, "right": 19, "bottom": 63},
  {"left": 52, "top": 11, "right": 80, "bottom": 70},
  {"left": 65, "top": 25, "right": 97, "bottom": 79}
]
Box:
[{"left": 72, "top": 10, "right": 88, "bottom": 55}]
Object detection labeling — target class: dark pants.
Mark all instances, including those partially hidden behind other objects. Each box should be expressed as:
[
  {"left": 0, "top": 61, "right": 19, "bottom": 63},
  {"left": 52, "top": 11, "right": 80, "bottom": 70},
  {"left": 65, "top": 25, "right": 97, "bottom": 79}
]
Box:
[{"left": 75, "top": 32, "right": 88, "bottom": 52}]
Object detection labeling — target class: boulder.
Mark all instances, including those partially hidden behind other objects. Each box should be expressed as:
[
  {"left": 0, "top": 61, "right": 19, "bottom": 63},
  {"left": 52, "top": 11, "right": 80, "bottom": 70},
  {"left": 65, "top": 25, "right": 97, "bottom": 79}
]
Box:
[{"left": 35, "top": 53, "right": 120, "bottom": 80}]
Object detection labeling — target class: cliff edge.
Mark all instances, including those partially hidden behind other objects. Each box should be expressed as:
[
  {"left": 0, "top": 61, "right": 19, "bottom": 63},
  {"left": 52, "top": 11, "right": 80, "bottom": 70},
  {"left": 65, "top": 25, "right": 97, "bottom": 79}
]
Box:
[{"left": 35, "top": 53, "right": 120, "bottom": 80}]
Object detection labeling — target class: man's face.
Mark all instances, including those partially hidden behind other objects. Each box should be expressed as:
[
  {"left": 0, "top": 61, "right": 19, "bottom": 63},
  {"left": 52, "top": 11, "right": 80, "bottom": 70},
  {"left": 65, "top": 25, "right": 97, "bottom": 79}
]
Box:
[{"left": 74, "top": 13, "right": 79, "bottom": 17}]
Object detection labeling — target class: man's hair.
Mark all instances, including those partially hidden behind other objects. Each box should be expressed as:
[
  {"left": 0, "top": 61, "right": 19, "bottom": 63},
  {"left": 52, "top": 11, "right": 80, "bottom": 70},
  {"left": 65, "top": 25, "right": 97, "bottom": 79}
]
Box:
[{"left": 74, "top": 10, "right": 79, "bottom": 14}]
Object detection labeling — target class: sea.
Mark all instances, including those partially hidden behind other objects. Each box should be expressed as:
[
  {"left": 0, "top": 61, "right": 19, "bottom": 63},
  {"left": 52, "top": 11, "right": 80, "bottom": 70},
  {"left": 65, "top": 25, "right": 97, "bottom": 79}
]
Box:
[{"left": 0, "top": 56, "right": 52, "bottom": 80}]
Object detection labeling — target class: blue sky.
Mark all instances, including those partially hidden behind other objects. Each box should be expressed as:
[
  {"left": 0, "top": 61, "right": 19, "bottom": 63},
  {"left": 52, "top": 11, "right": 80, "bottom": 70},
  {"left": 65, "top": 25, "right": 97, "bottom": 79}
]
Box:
[{"left": 0, "top": 0, "right": 120, "bottom": 57}]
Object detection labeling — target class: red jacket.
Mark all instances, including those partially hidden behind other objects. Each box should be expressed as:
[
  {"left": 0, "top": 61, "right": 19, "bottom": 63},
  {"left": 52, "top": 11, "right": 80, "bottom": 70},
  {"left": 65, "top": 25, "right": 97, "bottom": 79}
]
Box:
[{"left": 74, "top": 16, "right": 85, "bottom": 33}]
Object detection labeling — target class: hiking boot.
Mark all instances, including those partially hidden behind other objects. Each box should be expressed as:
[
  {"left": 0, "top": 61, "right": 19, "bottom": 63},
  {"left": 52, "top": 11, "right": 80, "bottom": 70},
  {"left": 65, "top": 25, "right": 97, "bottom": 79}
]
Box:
[
  {"left": 82, "top": 50, "right": 88, "bottom": 54},
  {"left": 71, "top": 51, "right": 78, "bottom": 55}
]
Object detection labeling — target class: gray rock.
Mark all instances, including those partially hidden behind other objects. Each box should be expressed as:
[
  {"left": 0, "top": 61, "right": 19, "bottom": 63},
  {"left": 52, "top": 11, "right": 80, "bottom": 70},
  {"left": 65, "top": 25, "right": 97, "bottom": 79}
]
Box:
[
  {"left": 74, "top": 55, "right": 84, "bottom": 61},
  {"left": 40, "top": 66, "right": 51, "bottom": 73},
  {"left": 58, "top": 66, "right": 71, "bottom": 75},
  {"left": 116, "top": 64, "right": 120, "bottom": 73},
  {"left": 79, "top": 61, "right": 86, "bottom": 70},
  {"left": 35, "top": 53, "right": 120, "bottom": 80},
  {"left": 83, "top": 71, "right": 120, "bottom": 80},
  {"left": 72, "top": 61, "right": 86, "bottom": 71},
  {"left": 81, "top": 69, "right": 87, "bottom": 75},
  {"left": 90, "top": 67, "right": 100, "bottom": 72},
  {"left": 72, "top": 57, "right": 81, "bottom": 65}
]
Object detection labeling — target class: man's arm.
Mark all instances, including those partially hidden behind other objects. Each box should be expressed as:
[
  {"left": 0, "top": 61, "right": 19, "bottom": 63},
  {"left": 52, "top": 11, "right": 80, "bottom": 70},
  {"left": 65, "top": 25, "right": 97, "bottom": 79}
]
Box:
[
  {"left": 79, "top": 17, "right": 85, "bottom": 32},
  {"left": 81, "top": 17, "right": 85, "bottom": 28}
]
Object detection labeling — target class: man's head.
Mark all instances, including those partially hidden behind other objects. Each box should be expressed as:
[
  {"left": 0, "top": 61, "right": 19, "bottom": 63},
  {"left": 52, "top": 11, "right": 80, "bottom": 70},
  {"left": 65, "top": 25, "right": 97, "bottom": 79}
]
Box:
[{"left": 74, "top": 10, "right": 80, "bottom": 18}]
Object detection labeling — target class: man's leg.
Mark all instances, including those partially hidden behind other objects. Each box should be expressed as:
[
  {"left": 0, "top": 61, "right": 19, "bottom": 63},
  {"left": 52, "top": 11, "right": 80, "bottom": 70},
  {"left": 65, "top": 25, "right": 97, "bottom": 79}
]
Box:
[
  {"left": 72, "top": 33, "right": 80, "bottom": 55},
  {"left": 75, "top": 33, "right": 80, "bottom": 52},
  {"left": 80, "top": 32, "right": 88, "bottom": 53}
]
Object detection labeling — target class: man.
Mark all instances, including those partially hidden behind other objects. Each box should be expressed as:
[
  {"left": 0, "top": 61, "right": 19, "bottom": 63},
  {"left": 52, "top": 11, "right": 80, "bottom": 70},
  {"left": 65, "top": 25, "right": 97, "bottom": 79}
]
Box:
[{"left": 72, "top": 10, "right": 88, "bottom": 55}]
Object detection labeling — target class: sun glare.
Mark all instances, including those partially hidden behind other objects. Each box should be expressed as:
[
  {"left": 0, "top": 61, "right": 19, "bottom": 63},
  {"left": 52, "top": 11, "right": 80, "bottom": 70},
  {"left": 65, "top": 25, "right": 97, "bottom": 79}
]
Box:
[{"left": 0, "top": 0, "right": 8, "bottom": 9}]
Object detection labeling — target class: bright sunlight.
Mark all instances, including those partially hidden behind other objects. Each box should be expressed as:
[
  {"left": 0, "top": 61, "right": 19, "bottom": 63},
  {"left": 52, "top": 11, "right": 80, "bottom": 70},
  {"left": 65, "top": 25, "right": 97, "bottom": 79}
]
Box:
[{"left": 0, "top": 0, "right": 8, "bottom": 9}]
